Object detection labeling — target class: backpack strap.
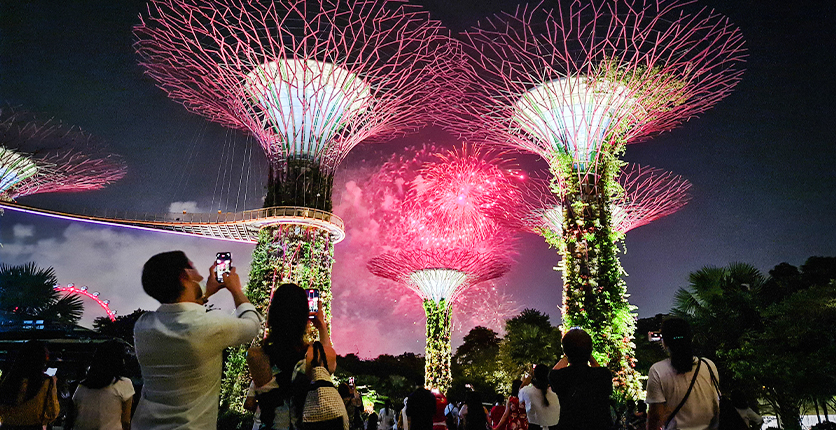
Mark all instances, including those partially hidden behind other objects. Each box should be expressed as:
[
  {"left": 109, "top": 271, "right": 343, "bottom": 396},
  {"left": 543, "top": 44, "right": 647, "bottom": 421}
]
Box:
[{"left": 664, "top": 358, "right": 702, "bottom": 429}]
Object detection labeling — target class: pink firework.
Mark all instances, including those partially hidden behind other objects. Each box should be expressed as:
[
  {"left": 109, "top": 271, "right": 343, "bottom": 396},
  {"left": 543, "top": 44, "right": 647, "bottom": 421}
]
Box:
[
  {"left": 0, "top": 108, "right": 126, "bottom": 201},
  {"left": 525, "top": 163, "right": 691, "bottom": 235},
  {"left": 403, "top": 145, "right": 528, "bottom": 247},
  {"left": 135, "top": 0, "right": 454, "bottom": 172},
  {"left": 452, "top": 282, "right": 521, "bottom": 335},
  {"left": 444, "top": 0, "right": 746, "bottom": 171}
]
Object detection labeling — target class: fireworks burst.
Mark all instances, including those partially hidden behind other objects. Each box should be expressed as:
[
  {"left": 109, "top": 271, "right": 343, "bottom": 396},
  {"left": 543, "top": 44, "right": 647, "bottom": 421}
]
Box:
[{"left": 404, "top": 145, "right": 527, "bottom": 247}]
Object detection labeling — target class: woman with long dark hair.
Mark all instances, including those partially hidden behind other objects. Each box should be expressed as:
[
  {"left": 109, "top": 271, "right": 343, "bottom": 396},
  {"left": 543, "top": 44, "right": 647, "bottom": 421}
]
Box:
[
  {"left": 517, "top": 365, "right": 559, "bottom": 430},
  {"left": 646, "top": 318, "right": 720, "bottom": 430},
  {"left": 459, "top": 391, "right": 488, "bottom": 430},
  {"left": 247, "top": 283, "right": 346, "bottom": 430},
  {"left": 72, "top": 340, "right": 134, "bottom": 430},
  {"left": 0, "top": 340, "right": 59, "bottom": 429},
  {"left": 492, "top": 380, "right": 527, "bottom": 430}
]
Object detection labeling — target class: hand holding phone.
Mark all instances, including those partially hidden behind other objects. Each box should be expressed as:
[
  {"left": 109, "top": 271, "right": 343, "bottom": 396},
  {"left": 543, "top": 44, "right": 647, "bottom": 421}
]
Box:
[
  {"left": 215, "top": 252, "right": 232, "bottom": 283},
  {"left": 307, "top": 289, "right": 320, "bottom": 319},
  {"left": 45, "top": 367, "right": 57, "bottom": 377}
]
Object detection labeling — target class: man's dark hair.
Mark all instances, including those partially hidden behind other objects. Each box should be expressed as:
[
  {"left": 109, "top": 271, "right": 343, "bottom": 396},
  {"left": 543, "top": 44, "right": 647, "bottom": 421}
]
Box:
[
  {"left": 406, "top": 388, "right": 436, "bottom": 430},
  {"left": 562, "top": 328, "right": 593, "bottom": 364},
  {"left": 141, "top": 251, "right": 190, "bottom": 303}
]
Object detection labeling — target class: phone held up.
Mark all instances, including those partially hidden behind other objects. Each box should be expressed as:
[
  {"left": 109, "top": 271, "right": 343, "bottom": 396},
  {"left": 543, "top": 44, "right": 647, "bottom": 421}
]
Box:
[
  {"left": 215, "top": 252, "right": 232, "bottom": 283},
  {"left": 307, "top": 289, "right": 319, "bottom": 319}
]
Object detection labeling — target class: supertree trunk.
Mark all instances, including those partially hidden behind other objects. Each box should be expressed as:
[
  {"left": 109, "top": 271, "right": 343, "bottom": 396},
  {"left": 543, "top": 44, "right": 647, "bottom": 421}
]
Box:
[
  {"left": 221, "top": 224, "right": 336, "bottom": 411},
  {"left": 265, "top": 159, "right": 334, "bottom": 212},
  {"left": 246, "top": 225, "right": 335, "bottom": 319},
  {"left": 550, "top": 154, "right": 642, "bottom": 401},
  {"left": 423, "top": 299, "right": 453, "bottom": 392}
]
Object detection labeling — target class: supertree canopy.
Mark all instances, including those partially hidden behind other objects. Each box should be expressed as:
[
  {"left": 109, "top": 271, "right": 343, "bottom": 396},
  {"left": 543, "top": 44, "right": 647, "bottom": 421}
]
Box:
[
  {"left": 445, "top": 0, "right": 745, "bottom": 399},
  {"left": 367, "top": 146, "right": 524, "bottom": 391},
  {"left": 529, "top": 164, "right": 692, "bottom": 238},
  {"left": 0, "top": 108, "right": 126, "bottom": 202}
]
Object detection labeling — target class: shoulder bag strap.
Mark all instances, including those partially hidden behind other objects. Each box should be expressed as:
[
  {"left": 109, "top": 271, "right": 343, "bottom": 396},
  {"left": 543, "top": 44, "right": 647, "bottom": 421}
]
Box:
[
  {"left": 704, "top": 359, "right": 722, "bottom": 397},
  {"left": 311, "top": 340, "right": 329, "bottom": 370},
  {"left": 664, "top": 358, "right": 702, "bottom": 429},
  {"left": 41, "top": 377, "right": 54, "bottom": 422}
]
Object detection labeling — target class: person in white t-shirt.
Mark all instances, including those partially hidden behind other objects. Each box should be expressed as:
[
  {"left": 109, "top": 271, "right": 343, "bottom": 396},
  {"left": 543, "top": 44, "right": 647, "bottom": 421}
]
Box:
[
  {"left": 517, "top": 365, "right": 560, "bottom": 430},
  {"left": 646, "top": 318, "right": 720, "bottom": 430},
  {"left": 72, "top": 340, "right": 135, "bottom": 430},
  {"left": 379, "top": 400, "right": 397, "bottom": 430}
]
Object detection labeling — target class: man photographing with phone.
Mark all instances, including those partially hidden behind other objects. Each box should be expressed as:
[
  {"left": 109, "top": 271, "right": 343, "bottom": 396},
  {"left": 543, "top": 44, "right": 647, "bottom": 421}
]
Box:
[{"left": 132, "top": 251, "right": 261, "bottom": 430}]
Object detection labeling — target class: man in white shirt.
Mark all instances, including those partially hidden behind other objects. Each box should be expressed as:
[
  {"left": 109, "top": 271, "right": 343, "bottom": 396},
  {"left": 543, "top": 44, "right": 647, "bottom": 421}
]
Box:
[{"left": 133, "top": 251, "right": 261, "bottom": 430}]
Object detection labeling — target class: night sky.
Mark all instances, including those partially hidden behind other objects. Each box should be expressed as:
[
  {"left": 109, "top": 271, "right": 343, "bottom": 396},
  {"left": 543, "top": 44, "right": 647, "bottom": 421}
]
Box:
[{"left": 1, "top": 0, "right": 834, "bottom": 357}]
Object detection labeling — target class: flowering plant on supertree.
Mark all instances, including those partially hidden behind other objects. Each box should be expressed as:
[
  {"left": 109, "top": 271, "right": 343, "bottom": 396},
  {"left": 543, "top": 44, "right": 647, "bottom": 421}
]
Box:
[
  {"left": 366, "top": 145, "right": 526, "bottom": 391},
  {"left": 442, "top": 0, "right": 745, "bottom": 399},
  {"left": 0, "top": 108, "right": 125, "bottom": 202}
]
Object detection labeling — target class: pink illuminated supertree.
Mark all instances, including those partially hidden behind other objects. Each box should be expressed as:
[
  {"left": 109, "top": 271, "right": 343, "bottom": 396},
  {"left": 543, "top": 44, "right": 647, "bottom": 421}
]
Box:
[
  {"left": 367, "top": 146, "right": 525, "bottom": 390},
  {"left": 527, "top": 164, "right": 692, "bottom": 237},
  {"left": 135, "top": 0, "right": 452, "bottom": 408},
  {"left": 0, "top": 108, "right": 126, "bottom": 202},
  {"left": 134, "top": 0, "right": 453, "bottom": 318},
  {"left": 443, "top": 0, "right": 745, "bottom": 398}
]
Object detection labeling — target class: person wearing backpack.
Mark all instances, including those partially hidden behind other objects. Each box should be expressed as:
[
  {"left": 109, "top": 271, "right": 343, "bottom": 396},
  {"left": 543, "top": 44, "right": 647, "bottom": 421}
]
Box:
[{"left": 247, "top": 283, "right": 346, "bottom": 430}]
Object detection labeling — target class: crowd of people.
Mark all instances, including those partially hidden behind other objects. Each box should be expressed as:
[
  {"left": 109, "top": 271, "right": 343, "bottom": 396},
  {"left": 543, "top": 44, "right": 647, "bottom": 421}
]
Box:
[{"left": 0, "top": 250, "right": 761, "bottom": 430}]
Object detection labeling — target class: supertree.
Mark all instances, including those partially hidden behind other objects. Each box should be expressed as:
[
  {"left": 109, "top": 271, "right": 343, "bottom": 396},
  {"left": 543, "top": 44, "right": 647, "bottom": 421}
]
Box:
[
  {"left": 0, "top": 108, "right": 125, "bottom": 202},
  {"left": 134, "top": 0, "right": 453, "bottom": 319},
  {"left": 367, "top": 146, "right": 525, "bottom": 391},
  {"left": 444, "top": 0, "right": 745, "bottom": 398},
  {"left": 528, "top": 164, "right": 692, "bottom": 238}
]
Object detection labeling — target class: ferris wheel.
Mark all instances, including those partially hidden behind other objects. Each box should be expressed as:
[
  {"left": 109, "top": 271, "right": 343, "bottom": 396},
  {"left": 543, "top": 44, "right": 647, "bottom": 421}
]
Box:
[{"left": 53, "top": 284, "right": 117, "bottom": 321}]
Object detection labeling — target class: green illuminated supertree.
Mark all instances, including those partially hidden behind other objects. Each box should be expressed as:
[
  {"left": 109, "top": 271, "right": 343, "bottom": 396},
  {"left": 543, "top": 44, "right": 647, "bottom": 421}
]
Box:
[{"left": 445, "top": 0, "right": 745, "bottom": 399}]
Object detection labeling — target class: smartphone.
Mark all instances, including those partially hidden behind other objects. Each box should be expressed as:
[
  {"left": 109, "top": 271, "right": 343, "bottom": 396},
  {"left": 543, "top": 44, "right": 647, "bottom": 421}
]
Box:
[
  {"left": 348, "top": 376, "right": 355, "bottom": 387},
  {"left": 215, "top": 252, "right": 232, "bottom": 283},
  {"left": 307, "top": 289, "right": 319, "bottom": 318},
  {"left": 45, "top": 367, "right": 57, "bottom": 377}
]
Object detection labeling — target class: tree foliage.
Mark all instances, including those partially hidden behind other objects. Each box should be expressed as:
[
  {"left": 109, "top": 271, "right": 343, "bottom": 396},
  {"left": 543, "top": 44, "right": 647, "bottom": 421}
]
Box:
[
  {"left": 93, "top": 309, "right": 148, "bottom": 346},
  {"left": 451, "top": 326, "right": 502, "bottom": 400},
  {"left": 498, "top": 309, "right": 562, "bottom": 385},
  {"left": 672, "top": 257, "right": 836, "bottom": 430},
  {"left": 0, "top": 262, "right": 83, "bottom": 325}
]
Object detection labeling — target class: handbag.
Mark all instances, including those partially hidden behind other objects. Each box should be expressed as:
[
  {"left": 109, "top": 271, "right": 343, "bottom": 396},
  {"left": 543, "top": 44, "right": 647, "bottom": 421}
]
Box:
[
  {"left": 302, "top": 341, "right": 349, "bottom": 430},
  {"left": 0, "top": 376, "right": 60, "bottom": 426},
  {"left": 704, "top": 361, "right": 749, "bottom": 430},
  {"left": 664, "top": 358, "right": 702, "bottom": 429}
]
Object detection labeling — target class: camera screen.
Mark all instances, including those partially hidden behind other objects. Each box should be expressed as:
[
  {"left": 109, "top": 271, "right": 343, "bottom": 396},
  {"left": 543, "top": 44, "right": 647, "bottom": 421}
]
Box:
[
  {"left": 215, "top": 252, "right": 231, "bottom": 282},
  {"left": 307, "top": 289, "right": 319, "bottom": 315}
]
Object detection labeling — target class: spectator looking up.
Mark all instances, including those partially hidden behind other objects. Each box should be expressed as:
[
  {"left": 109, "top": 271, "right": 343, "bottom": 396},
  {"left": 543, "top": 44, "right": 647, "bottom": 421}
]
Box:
[
  {"left": 518, "top": 365, "right": 560, "bottom": 430},
  {"left": 548, "top": 328, "right": 612, "bottom": 430},
  {"left": 72, "top": 340, "right": 134, "bottom": 430},
  {"left": 132, "top": 251, "right": 261, "bottom": 430},
  {"left": 646, "top": 317, "right": 720, "bottom": 430}
]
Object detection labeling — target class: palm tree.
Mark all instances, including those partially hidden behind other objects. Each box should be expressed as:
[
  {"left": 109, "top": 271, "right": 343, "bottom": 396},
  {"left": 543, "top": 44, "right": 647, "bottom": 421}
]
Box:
[
  {"left": 0, "top": 263, "right": 83, "bottom": 325},
  {"left": 672, "top": 262, "right": 764, "bottom": 357}
]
